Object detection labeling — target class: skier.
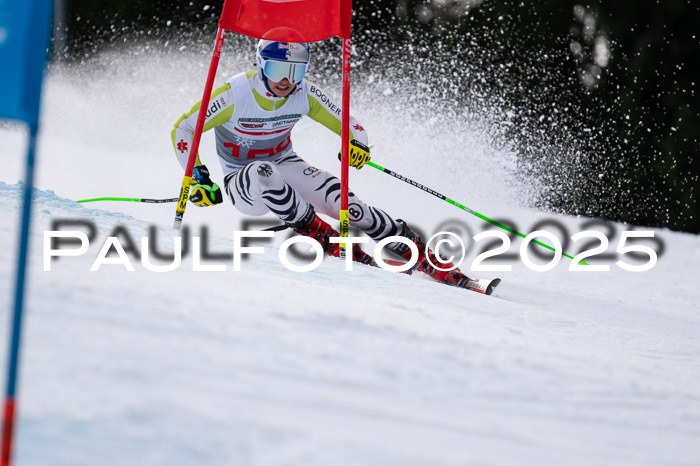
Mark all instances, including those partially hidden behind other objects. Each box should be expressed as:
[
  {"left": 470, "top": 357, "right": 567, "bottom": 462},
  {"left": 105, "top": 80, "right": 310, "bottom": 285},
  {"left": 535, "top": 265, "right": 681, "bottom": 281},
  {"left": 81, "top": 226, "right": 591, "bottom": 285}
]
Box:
[{"left": 171, "top": 39, "right": 497, "bottom": 294}]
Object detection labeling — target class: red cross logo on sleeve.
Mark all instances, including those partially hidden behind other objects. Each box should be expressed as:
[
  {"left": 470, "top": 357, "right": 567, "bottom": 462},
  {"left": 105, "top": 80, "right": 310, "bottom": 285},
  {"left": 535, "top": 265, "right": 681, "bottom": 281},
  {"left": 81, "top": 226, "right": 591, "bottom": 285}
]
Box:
[
  {"left": 353, "top": 124, "right": 365, "bottom": 132},
  {"left": 177, "top": 140, "right": 188, "bottom": 153}
]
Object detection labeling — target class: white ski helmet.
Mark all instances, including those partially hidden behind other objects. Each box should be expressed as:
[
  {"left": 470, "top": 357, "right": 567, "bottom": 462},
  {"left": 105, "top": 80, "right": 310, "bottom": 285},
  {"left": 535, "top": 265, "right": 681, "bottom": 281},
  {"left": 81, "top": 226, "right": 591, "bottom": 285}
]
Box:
[{"left": 256, "top": 39, "right": 311, "bottom": 84}]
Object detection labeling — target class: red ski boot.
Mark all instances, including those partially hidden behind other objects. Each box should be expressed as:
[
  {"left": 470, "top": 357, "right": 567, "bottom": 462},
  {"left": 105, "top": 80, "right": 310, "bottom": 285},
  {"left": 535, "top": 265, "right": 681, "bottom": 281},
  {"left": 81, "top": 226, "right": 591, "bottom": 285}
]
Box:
[
  {"left": 387, "top": 220, "right": 501, "bottom": 295},
  {"left": 288, "top": 206, "right": 375, "bottom": 265}
]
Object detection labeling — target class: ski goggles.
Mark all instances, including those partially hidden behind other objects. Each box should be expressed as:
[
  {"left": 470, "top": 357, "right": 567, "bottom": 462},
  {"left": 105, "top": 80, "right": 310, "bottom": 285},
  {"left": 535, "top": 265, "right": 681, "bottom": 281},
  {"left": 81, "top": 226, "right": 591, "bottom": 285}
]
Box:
[{"left": 262, "top": 59, "right": 308, "bottom": 84}]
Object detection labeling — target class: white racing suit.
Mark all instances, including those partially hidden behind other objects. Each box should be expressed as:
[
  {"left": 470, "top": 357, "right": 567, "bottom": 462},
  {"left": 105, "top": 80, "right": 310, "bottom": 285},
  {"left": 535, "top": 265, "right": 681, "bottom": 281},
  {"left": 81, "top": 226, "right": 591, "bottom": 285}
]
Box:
[
  {"left": 172, "top": 71, "right": 404, "bottom": 242},
  {"left": 171, "top": 71, "right": 499, "bottom": 294}
]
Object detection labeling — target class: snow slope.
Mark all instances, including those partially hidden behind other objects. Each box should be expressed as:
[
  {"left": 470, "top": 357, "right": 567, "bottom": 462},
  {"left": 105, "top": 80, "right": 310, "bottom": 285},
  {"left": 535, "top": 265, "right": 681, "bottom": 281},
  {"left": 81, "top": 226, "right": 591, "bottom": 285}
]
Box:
[{"left": 1, "top": 49, "right": 700, "bottom": 465}]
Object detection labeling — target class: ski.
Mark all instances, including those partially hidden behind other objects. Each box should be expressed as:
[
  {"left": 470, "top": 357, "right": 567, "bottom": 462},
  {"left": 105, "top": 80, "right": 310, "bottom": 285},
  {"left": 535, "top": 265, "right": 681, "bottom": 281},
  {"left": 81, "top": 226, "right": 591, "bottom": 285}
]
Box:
[
  {"left": 378, "top": 257, "right": 500, "bottom": 294},
  {"left": 460, "top": 277, "right": 501, "bottom": 296}
]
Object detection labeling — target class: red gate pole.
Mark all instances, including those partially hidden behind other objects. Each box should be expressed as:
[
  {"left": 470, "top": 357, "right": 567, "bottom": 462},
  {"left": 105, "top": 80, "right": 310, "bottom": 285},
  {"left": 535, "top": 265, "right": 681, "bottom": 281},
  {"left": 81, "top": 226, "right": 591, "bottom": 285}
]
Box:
[
  {"left": 173, "top": 27, "right": 226, "bottom": 230},
  {"left": 338, "top": 34, "right": 352, "bottom": 258}
]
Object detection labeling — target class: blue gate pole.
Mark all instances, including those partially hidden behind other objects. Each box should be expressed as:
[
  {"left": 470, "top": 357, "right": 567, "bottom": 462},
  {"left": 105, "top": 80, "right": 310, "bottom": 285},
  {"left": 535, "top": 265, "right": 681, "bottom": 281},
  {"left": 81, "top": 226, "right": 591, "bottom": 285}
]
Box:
[{"left": 2, "top": 122, "right": 40, "bottom": 466}]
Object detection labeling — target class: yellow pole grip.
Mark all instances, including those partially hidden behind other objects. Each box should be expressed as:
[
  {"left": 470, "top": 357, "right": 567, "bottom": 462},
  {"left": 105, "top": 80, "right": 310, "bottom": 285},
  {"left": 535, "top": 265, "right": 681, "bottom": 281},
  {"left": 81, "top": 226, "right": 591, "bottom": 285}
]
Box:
[
  {"left": 173, "top": 175, "right": 192, "bottom": 230},
  {"left": 339, "top": 209, "right": 349, "bottom": 257}
]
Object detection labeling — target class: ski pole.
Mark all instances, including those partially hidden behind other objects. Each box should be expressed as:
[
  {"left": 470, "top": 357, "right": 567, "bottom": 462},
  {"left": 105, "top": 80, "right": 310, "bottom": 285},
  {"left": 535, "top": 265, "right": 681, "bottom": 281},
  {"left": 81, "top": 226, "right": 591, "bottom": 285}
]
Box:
[
  {"left": 366, "top": 160, "right": 586, "bottom": 264},
  {"left": 77, "top": 197, "right": 179, "bottom": 204},
  {"left": 76, "top": 196, "right": 289, "bottom": 232}
]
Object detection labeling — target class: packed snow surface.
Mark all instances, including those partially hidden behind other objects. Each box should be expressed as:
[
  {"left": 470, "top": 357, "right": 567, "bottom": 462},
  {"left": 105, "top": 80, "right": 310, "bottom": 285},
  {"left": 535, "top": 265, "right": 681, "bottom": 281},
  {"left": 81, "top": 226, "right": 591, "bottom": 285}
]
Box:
[{"left": 1, "top": 49, "right": 700, "bottom": 465}]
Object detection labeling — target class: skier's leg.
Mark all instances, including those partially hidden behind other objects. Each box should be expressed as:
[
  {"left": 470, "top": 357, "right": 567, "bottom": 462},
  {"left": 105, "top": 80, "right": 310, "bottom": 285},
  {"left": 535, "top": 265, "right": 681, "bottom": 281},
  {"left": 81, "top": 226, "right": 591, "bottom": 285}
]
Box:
[
  {"left": 224, "top": 161, "right": 309, "bottom": 223},
  {"left": 273, "top": 154, "right": 492, "bottom": 291},
  {"left": 286, "top": 204, "right": 374, "bottom": 265},
  {"left": 224, "top": 160, "right": 373, "bottom": 264},
  {"left": 384, "top": 220, "right": 498, "bottom": 293},
  {"left": 274, "top": 153, "right": 404, "bottom": 242}
]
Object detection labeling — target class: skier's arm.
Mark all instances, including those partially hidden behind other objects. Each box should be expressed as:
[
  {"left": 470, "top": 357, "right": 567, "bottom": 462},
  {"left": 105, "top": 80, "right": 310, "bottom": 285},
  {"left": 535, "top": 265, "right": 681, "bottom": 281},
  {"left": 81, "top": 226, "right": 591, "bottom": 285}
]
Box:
[
  {"left": 305, "top": 81, "right": 369, "bottom": 147},
  {"left": 171, "top": 82, "right": 235, "bottom": 171}
]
